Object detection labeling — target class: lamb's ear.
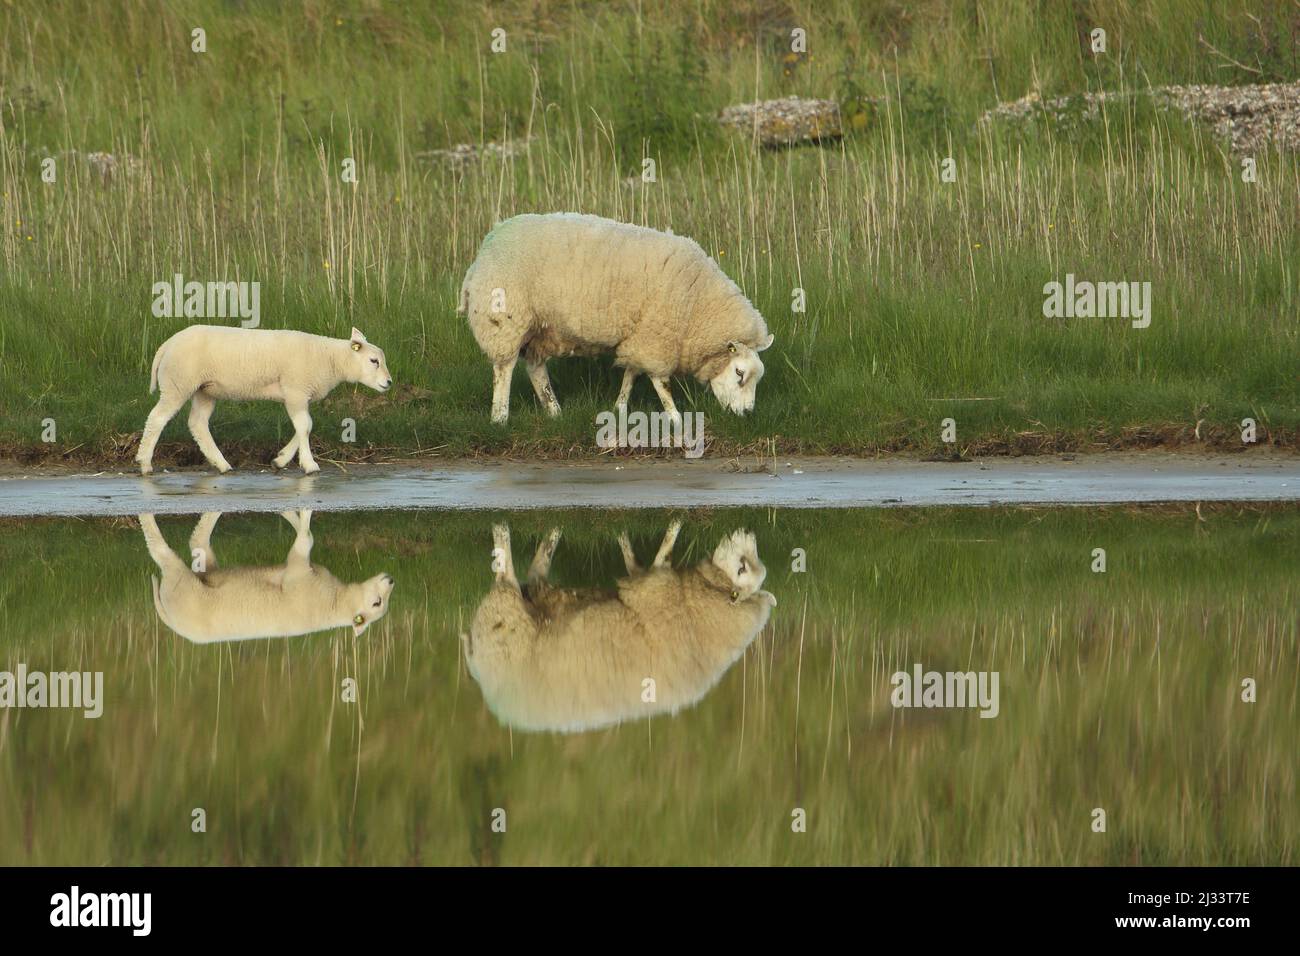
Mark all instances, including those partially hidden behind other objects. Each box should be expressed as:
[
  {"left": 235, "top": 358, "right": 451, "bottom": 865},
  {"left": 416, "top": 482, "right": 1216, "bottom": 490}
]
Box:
[
  {"left": 352, "top": 612, "right": 368, "bottom": 637},
  {"left": 757, "top": 333, "right": 774, "bottom": 352},
  {"left": 350, "top": 327, "right": 367, "bottom": 347}
]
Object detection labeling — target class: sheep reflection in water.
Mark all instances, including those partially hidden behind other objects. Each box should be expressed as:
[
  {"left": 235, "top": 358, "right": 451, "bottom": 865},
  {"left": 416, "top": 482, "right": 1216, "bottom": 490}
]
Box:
[
  {"left": 463, "top": 521, "right": 777, "bottom": 733},
  {"left": 140, "top": 510, "right": 395, "bottom": 643}
]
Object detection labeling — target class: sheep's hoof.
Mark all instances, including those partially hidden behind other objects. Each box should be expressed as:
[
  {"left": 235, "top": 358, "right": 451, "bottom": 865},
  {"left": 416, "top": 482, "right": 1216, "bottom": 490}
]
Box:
[
  {"left": 138, "top": 465, "right": 153, "bottom": 476},
  {"left": 301, "top": 464, "right": 321, "bottom": 475}
]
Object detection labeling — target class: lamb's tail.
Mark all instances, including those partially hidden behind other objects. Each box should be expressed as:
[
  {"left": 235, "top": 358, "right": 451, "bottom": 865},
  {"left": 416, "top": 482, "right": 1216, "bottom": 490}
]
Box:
[{"left": 148, "top": 343, "right": 165, "bottom": 393}]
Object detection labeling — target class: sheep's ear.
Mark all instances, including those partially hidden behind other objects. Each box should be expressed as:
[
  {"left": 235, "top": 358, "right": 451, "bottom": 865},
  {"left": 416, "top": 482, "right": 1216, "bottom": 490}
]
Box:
[
  {"left": 350, "top": 327, "right": 367, "bottom": 343},
  {"left": 352, "top": 612, "right": 367, "bottom": 637},
  {"left": 757, "top": 333, "right": 774, "bottom": 352}
]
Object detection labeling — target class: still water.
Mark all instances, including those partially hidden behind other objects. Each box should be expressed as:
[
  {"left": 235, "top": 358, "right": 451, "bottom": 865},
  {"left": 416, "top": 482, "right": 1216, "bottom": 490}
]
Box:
[{"left": 1, "top": 505, "right": 1295, "bottom": 864}]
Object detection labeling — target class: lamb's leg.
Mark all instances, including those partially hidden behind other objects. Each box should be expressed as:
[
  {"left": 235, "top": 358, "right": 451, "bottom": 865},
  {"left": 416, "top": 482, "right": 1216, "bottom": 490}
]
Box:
[
  {"left": 283, "top": 393, "right": 319, "bottom": 474},
  {"left": 135, "top": 389, "right": 189, "bottom": 475},
  {"left": 653, "top": 519, "right": 682, "bottom": 568},
  {"left": 649, "top": 377, "right": 684, "bottom": 431},
  {"left": 490, "top": 358, "right": 517, "bottom": 424},
  {"left": 187, "top": 393, "right": 232, "bottom": 473},
  {"left": 271, "top": 434, "right": 299, "bottom": 470},
  {"left": 616, "top": 367, "right": 637, "bottom": 408},
  {"left": 284, "top": 509, "right": 314, "bottom": 570},
  {"left": 139, "top": 513, "right": 187, "bottom": 575},
  {"left": 617, "top": 532, "right": 640, "bottom": 574},
  {"left": 526, "top": 359, "right": 561, "bottom": 418},
  {"left": 188, "top": 512, "right": 222, "bottom": 571},
  {"left": 492, "top": 524, "right": 518, "bottom": 590},
  {"left": 527, "top": 528, "right": 562, "bottom": 584}
]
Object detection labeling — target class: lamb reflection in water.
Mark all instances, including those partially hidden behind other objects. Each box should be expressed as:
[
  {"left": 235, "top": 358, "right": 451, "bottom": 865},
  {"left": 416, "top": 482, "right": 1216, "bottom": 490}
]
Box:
[
  {"left": 463, "top": 521, "right": 777, "bottom": 733},
  {"left": 140, "top": 510, "right": 395, "bottom": 643}
]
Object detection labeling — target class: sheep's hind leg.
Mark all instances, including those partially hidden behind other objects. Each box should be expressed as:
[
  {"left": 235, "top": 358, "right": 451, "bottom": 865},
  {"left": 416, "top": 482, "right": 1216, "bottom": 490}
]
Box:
[
  {"left": 492, "top": 524, "right": 518, "bottom": 590},
  {"left": 135, "top": 390, "right": 189, "bottom": 475},
  {"left": 649, "top": 377, "right": 684, "bottom": 432},
  {"left": 490, "top": 357, "right": 517, "bottom": 424},
  {"left": 283, "top": 394, "right": 319, "bottom": 474},
  {"left": 616, "top": 368, "right": 637, "bottom": 408},
  {"left": 526, "top": 359, "right": 561, "bottom": 418},
  {"left": 617, "top": 532, "right": 640, "bottom": 574},
  {"left": 187, "top": 393, "right": 232, "bottom": 473},
  {"left": 527, "top": 528, "right": 562, "bottom": 584}
]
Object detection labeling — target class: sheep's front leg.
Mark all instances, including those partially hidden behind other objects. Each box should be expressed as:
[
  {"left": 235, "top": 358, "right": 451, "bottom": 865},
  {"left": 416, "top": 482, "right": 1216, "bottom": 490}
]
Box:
[
  {"left": 492, "top": 524, "right": 519, "bottom": 590},
  {"left": 135, "top": 391, "right": 188, "bottom": 475},
  {"left": 650, "top": 376, "right": 684, "bottom": 431},
  {"left": 526, "top": 359, "right": 561, "bottom": 418},
  {"left": 653, "top": 519, "right": 682, "bottom": 568},
  {"left": 617, "top": 532, "right": 641, "bottom": 574},
  {"left": 188, "top": 512, "right": 222, "bottom": 571},
  {"left": 283, "top": 393, "right": 319, "bottom": 474},
  {"left": 187, "top": 393, "right": 232, "bottom": 473},
  {"left": 527, "top": 528, "right": 562, "bottom": 584},
  {"left": 271, "top": 434, "right": 299, "bottom": 470},
  {"left": 491, "top": 357, "right": 517, "bottom": 424},
  {"left": 616, "top": 367, "right": 637, "bottom": 409}
]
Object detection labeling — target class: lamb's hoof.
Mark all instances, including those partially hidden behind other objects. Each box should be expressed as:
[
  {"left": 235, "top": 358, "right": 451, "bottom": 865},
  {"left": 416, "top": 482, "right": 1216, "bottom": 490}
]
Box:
[
  {"left": 137, "top": 463, "right": 153, "bottom": 476},
  {"left": 544, "top": 405, "right": 561, "bottom": 419},
  {"left": 301, "top": 464, "right": 321, "bottom": 476},
  {"left": 216, "top": 464, "right": 232, "bottom": 475}
]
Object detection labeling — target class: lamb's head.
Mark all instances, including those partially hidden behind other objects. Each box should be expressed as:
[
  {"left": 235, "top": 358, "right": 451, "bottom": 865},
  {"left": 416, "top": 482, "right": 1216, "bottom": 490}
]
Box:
[
  {"left": 346, "top": 327, "right": 393, "bottom": 393},
  {"left": 709, "top": 334, "right": 773, "bottom": 415},
  {"left": 711, "top": 529, "right": 767, "bottom": 602},
  {"left": 350, "top": 572, "right": 395, "bottom": 637}
]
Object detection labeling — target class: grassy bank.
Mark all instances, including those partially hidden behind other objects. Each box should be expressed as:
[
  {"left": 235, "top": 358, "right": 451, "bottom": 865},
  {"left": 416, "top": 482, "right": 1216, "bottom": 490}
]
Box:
[
  {"left": 1, "top": 1, "right": 1297, "bottom": 467},
  {"left": 0, "top": 503, "right": 1295, "bottom": 864}
]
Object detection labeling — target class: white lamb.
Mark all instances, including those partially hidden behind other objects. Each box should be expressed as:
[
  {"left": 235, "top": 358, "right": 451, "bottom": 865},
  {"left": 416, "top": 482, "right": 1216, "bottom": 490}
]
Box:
[
  {"left": 135, "top": 325, "right": 393, "bottom": 475},
  {"left": 458, "top": 213, "right": 774, "bottom": 424},
  {"left": 140, "top": 510, "right": 395, "bottom": 643},
  {"left": 462, "top": 522, "right": 777, "bottom": 733}
]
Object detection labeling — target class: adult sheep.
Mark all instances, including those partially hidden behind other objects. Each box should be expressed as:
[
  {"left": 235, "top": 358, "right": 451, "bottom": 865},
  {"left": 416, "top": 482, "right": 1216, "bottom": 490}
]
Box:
[
  {"left": 458, "top": 213, "right": 774, "bottom": 424},
  {"left": 135, "top": 325, "right": 392, "bottom": 475},
  {"left": 462, "top": 522, "right": 776, "bottom": 733}
]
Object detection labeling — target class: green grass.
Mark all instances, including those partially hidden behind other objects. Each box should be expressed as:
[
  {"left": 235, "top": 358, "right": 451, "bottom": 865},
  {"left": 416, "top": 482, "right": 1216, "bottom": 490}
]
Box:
[
  {"left": 0, "top": 504, "right": 1296, "bottom": 864},
  {"left": 0, "top": 0, "right": 1297, "bottom": 465}
]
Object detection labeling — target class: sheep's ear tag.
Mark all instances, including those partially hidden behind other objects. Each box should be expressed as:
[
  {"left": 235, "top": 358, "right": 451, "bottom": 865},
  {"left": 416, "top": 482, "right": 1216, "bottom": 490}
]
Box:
[
  {"left": 730, "top": 590, "right": 739, "bottom": 602},
  {"left": 351, "top": 341, "right": 362, "bottom": 352},
  {"left": 353, "top": 614, "right": 365, "bottom": 625},
  {"left": 727, "top": 342, "right": 737, "bottom": 354}
]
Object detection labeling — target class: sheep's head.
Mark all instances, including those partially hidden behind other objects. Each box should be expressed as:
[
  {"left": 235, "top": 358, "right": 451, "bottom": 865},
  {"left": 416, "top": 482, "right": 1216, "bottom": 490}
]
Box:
[
  {"left": 347, "top": 327, "right": 393, "bottom": 393},
  {"left": 709, "top": 334, "right": 773, "bottom": 414},
  {"left": 350, "top": 572, "right": 395, "bottom": 637},
  {"left": 712, "top": 529, "right": 767, "bottom": 602}
]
